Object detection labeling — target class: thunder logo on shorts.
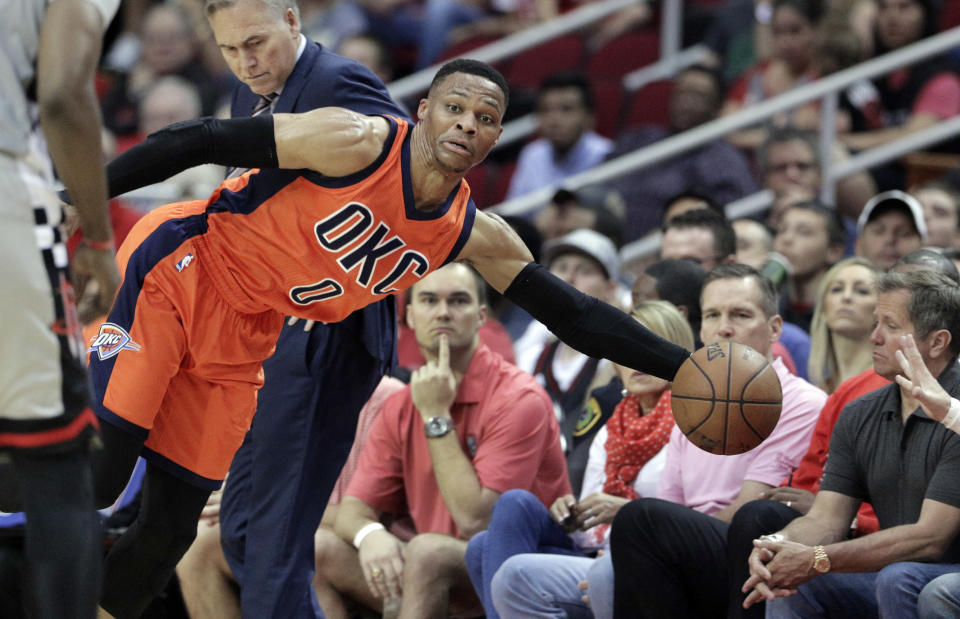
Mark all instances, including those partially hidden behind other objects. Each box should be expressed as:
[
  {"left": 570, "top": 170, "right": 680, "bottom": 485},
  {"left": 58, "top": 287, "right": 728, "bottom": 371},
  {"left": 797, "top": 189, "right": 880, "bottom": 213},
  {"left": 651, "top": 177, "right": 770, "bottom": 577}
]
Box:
[{"left": 88, "top": 322, "right": 141, "bottom": 361}]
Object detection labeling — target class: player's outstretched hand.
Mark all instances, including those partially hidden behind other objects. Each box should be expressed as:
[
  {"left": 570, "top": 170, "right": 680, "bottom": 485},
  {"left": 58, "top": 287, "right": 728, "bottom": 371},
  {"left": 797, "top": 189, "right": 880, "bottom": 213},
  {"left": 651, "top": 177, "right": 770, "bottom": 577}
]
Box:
[
  {"left": 895, "top": 334, "right": 951, "bottom": 422},
  {"left": 72, "top": 244, "right": 120, "bottom": 324}
]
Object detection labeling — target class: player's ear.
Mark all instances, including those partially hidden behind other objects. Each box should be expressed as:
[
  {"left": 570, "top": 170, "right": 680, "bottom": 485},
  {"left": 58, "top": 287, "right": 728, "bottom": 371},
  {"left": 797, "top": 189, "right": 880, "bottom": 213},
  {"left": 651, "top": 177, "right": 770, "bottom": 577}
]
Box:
[
  {"left": 417, "top": 98, "right": 429, "bottom": 121},
  {"left": 477, "top": 304, "right": 487, "bottom": 325}
]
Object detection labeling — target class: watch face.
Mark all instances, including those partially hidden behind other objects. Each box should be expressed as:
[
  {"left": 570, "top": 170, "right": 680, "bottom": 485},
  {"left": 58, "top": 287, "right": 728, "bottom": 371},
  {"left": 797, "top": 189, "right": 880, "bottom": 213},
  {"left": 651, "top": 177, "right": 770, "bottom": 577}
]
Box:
[{"left": 426, "top": 416, "right": 452, "bottom": 437}]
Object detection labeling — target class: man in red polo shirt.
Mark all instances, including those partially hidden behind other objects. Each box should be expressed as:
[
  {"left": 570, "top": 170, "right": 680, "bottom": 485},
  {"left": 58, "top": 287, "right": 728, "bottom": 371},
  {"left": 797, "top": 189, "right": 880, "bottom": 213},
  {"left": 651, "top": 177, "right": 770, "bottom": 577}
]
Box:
[{"left": 313, "top": 262, "right": 569, "bottom": 618}]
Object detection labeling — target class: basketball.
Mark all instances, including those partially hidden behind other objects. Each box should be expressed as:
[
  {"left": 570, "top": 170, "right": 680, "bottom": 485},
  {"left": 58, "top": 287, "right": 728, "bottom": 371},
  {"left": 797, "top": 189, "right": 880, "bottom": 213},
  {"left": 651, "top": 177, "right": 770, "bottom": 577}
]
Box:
[{"left": 671, "top": 342, "right": 783, "bottom": 455}]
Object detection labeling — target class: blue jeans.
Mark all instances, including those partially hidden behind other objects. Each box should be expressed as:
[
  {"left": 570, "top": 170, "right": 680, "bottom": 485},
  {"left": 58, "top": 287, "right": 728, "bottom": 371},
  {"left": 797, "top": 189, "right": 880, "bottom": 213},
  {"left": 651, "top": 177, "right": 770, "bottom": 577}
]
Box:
[
  {"left": 465, "top": 489, "right": 582, "bottom": 619},
  {"left": 918, "top": 572, "right": 960, "bottom": 618},
  {"left": 767, "top": 561, "right": 960, "bottom": 618},
  {"left": 491, "top": 552, "right": 614, "bottom": 619}
]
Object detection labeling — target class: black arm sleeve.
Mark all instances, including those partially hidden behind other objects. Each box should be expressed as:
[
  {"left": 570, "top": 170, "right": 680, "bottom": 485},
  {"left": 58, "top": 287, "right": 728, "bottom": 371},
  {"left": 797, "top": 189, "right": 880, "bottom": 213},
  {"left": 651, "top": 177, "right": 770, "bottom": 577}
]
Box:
[
  {"left": 104, "top": 115, "right": 278, "bottom": 198},
  {"left": 504, "top": 263, "right": 690, "bottom": 381}
]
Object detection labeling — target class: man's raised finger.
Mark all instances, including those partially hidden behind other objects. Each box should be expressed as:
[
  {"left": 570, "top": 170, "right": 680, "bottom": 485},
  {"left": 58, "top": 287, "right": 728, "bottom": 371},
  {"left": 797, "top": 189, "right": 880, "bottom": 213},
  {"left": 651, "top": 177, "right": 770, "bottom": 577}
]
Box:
[{"left": 438, "top": 333, "right": 450, "bottom": 368}]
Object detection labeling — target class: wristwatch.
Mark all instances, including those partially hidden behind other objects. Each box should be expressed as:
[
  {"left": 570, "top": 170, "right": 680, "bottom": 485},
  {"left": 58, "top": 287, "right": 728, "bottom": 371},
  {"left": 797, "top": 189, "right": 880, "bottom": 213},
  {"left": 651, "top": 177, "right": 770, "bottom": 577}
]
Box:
[
  {"left": 812, "top": 545, "right": 831, "bottom": 574},
  {"left": 424, "top": 416, "right": 454, "bottom": 438}
]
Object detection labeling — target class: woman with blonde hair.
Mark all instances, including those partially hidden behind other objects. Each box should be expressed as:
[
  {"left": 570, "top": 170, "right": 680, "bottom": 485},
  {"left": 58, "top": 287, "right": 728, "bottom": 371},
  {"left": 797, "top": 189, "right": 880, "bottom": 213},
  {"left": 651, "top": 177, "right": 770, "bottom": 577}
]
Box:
[
  {"left": 464, "top": 300, "right": 694, "bottom": 619},
  {"left": 807, "top": 257, "right": 880, "bottom": 392}
]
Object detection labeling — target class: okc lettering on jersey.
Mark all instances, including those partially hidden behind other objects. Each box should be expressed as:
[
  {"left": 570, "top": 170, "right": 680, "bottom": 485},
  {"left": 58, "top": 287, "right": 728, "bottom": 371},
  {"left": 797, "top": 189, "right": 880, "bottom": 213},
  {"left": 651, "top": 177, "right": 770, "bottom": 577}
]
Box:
[
  {"left": 289, "top": 202, "right": 430, "bottom": 306},
  {"left": 87, "top": 322, "right": 142, "bottom": 361}
]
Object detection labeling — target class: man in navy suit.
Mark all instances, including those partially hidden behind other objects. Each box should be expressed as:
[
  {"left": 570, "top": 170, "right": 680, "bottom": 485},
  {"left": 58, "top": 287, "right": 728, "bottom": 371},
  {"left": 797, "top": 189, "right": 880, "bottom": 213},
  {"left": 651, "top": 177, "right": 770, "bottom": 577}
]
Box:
[{"left": 177, "top": 1, "right": 406, "bottom": 617}]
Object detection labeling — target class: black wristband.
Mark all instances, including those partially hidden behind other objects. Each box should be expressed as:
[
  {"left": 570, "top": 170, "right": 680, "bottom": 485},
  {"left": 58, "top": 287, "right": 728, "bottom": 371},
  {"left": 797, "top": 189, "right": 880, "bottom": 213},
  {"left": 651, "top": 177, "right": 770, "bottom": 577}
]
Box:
[
  {"left": 504, "top": 263, "right": 690, "bottom": 381},
  {"left": 105, "top": 115, "right": 278, "bottom": 198}
]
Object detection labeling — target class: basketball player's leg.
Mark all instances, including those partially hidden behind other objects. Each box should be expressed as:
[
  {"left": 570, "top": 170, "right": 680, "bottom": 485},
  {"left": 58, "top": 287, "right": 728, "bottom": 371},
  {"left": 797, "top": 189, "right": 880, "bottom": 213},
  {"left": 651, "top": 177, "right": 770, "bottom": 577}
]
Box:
[
  {"left": 13, "top": 445, "right": 101, "bottom": 618},
  {"left": 100, "top": 462, "right": 211, "bottom": 618},
  {"left": 0, "top": 166, "right": 103, "bottom": 618}
]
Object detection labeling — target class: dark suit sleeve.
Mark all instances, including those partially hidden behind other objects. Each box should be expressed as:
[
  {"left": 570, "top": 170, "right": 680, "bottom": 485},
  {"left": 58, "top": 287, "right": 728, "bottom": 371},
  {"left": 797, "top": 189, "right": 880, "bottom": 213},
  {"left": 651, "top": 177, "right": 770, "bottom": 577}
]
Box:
[{"left": 327, "top": 63, "right": 408, "bottom": 120}]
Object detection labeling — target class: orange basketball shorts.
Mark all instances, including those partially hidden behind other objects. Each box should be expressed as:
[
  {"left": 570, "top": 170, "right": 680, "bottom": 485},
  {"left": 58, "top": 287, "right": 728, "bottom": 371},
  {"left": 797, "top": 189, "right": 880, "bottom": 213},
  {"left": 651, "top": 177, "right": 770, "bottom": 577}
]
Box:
[{"left": 87, "top": 202, "right": 284, "bottom": 488}]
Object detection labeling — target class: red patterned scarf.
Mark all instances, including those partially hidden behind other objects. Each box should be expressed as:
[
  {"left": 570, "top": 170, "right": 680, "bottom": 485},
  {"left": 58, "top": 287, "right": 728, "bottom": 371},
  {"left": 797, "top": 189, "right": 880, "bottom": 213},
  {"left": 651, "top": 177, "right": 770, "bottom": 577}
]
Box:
[{"left": 602, "top": 390, "right": 674, "bottom": 500}]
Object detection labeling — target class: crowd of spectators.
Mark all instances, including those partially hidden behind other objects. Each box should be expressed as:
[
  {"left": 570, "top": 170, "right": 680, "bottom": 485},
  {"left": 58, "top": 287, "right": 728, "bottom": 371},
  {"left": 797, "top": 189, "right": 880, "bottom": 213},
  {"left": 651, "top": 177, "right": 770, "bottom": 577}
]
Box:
[{"left": 9, "top": 0, "right": 960, "bottom": 617}]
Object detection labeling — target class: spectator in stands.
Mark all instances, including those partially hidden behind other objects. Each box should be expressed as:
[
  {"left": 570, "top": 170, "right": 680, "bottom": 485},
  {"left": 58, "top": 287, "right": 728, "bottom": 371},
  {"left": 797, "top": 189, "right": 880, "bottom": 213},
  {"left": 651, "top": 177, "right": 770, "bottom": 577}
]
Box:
[
  {"left": 734, "top": 218, "right": 775, "bottom": 270},
  {"left": 626, "top": 252, "right": 953, "bottom": 616},
  {"left": 534, "top": 185, "right": 628, "bottom": 247},
  {"left": 760, "top": 127, "right": 821, "bottom": 225},
  {"left": 337, "top": 34, "right": 394, "bottom": 85},
  {"left": 773, "top": 201, "right": 847, "bottom": 332},
  {"left": 894, "top": 248, "right": 960, "bottom": 281},
  {"left": 663, "top": 190, "right": 726, "bottom": 223},
  {"left": 723, "top": 0, "right": 826, "bottom": 151},
  {"left": 806, "top": 257, "right": 880, "bottom": 392},
  {"left": 465, "top": 301, "right": 695, "bottom": 619},
  {"left": 101, "top": 3, "right": 224, "bottom": 136},
  {"left": 609, "top": 65, "right": 758, "bottom": 241},
  {"left": 514, "top": 230, "right": 621, "bottom": 445},
  {"left": 658, "top": 207, "right": 815, "bottom": 377},
  {"left": 506, "top": 72, "right": 613, "bottom": 200},
  {"left": 913, "top": 181, "right": 960, "bottom": 250},
  {"left": 719, "top": 251, "right": 955, "bottom": 618},
  {"left": 175, "top": 377, "right": 406, "bottom": 619},
  {"left": 702, "top": 0, "right": 774, "bottom": 85},
  {"left": 759, "top": 126, "right": 876, "bottom": 224},
  {"left": 395, "top": 286, "right": 516, "bottom": 372},
  {"left": 632, "top": 259, "right": 707, "bottom": 345},
  {"left": 856, "top": 189, "right": 926, "bottom": 270},
  {"left": 841, "top": 0, "right": 960, "bottom": 191},
  {"left": 746, "top": 270, "right": 960, "bottom": 618},
  {"left": 608, "top": 263, "right": 827, "bottom": 618},
  {"left": 660, "top": 207, "right": 737, "bottom": 272},
  {"left": 314, "top": 263, "right": 568, "bottom": 617},
  {"left": 131, "top": 76, "right": 224, "bottom": 207}
]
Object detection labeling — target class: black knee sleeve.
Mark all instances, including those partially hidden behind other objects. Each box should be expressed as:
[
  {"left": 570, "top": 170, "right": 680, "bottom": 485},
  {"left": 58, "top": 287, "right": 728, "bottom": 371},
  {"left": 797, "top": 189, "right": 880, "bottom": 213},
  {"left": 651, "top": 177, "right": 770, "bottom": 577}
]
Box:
[{"left": 100, "top": 465, "right": 210, "bottom": 619}]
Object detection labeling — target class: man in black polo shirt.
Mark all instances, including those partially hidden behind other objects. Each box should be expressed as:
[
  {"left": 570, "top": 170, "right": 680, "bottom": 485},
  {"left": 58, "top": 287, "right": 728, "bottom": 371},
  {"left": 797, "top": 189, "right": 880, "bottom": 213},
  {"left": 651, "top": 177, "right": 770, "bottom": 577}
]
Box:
[{"left": 742, "top": 270, "right": 960, "bottom": 618}]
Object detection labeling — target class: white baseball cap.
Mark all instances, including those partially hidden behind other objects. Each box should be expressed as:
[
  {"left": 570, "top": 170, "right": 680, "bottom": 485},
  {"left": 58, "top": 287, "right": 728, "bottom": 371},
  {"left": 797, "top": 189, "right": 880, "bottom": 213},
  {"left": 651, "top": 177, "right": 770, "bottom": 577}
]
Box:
[
  {"left": 857, "top": 190, "right": 928, "bottom": 241},
  {"left": 543, "top": 229, "right": 620, "bottom": 281}
]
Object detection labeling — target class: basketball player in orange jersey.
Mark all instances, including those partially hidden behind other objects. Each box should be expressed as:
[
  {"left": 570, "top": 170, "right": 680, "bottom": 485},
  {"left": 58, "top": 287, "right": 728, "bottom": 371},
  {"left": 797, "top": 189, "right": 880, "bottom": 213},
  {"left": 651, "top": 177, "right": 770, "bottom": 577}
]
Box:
[{"left": 78, "top": 59, "right": 692, "bottom": 618}]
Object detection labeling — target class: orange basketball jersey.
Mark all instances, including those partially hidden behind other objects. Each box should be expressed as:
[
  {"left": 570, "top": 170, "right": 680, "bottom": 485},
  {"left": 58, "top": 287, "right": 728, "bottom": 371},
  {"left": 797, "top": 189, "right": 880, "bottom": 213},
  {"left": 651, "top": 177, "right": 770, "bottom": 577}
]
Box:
[{"left": 195, "top": 117, "right": 475, "bottom": 321}]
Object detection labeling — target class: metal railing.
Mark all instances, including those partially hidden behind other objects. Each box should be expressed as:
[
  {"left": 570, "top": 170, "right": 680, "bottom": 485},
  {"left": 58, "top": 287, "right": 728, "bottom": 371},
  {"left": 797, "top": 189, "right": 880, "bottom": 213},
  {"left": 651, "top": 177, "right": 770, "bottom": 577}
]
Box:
[
  {"left": 486, "top": 26, "right": 960, "bottom": 264},
  {"left": 386, "top": 0, "right": 637, "bottom": 102}
]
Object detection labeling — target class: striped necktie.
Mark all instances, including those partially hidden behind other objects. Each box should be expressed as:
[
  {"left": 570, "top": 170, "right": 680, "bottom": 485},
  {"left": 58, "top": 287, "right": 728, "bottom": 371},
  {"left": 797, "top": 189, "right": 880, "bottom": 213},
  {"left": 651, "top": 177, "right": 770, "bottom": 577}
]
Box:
[{"left": 253, "top": 92, "right": 278, "bottom": 115}]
